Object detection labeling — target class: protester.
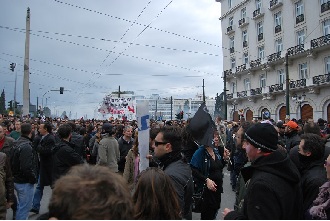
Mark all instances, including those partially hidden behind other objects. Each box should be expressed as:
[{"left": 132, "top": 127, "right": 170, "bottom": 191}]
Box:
[
  {"left": 31, "top": 121, "right": 56, "bottom": 215},
  {"left": 12, "top": 123, "right": 39, "bottom": 220},
  {"left": 46, "top": 164, "right": 134, "bottom": 219},
  {"left": 223, "top": 123, "right": 303, "bottom": 219},
  {"left": 153, "top": 126, "right": 193, "bottom": 220},
  {"left": 307, "top": 154, "right": 330, "bottom": 219},
  {"left": 51, "top": 123, "right": 84, "bottom": 185},
  {"left": 97, "top": 123, "right": 120, "bottom": 172},
  {"left": 284, "top": 120, "right": 301, "bottom": 152},
  {"left": 9, "top": 121, "right": 21, "bottom": 140},
  {"left": 133, "top": 167, "right": 181, "bottom": 219},
  {"left": 0, "top": 152, "right": 14, "bottom": 219},
  {"left": 118, "top": 125, "right": 134, "bottom": 174}
]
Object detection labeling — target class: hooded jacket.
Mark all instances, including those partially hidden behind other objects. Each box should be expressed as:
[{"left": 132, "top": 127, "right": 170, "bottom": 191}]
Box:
[{"left": 225, "top": 149, "right": 303, "bottom": 220}]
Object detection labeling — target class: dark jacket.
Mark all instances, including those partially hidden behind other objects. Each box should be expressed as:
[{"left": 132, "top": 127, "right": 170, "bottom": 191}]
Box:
[
  {"left": 0, "top": 152, "right": 14, "bottom": 205},
  {"left": 36, "top": 133, "right": 56, "bottom": 186},
  {"left": 285, "top": 131, "right": 301, "bottom": 151},
  {"left": 159, "top": 151, "right": 194, "bottom": 220},
  {"left": 12, "top": 135, "right": 39, "bottom": 184},
  {"left": 0, "top": 136, "right": 15, "bottom": 157},
  {"left": 70, "top": 132, "right": 85, "bottom": 159},
  {"left": 117, "top": 136, "right": 133, "bottom": 172},
  {"left": 52, "top": 140, "right": 84, "bottom": 185},
  {"left": 225, "top": 149, "right": 303, "bottom": 220}
]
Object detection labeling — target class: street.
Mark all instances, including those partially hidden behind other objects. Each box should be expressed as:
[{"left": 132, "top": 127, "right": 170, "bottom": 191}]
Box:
[{"left": 6, "top": 168, "right": 235, "bottom": 220}]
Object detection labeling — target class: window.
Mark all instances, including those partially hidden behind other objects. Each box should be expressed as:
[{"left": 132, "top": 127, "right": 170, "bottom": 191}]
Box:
[
  {"left": 325, "top": 56, "right": 330, "bottom": 74},
  {"left": 243, "top": 52, "right": 249, "bottom": 64},
  {"left": 278, "top": 69, "right": 285, "bottom": 84},
  {"left": 324, "top": 19, "right": 330, "bottom": 35},
  {"left": 242, "top": 30, "right": 248, "bottom": 46},
  {"left": 229, "top": 17, "right": 234, "bottom": 27},
  {"left": 258, "top": 46, "right": 264, "bottom": 59},
  {"left": 321, "top": 0, "right": 328, "bottom": 4},
  {"left": 257, "top": 21, "right": 263, "bottom": 35},
  {"left": 275, "top": 38, "right": 283, "bottom": 53},
  {"left": 228, "top": 0, "right": 232, "bottom": 8},
  {"left": 297, "top": 29, "right": 305, "bottom": 45},
  {"left": 274, "top": 11, "right": 282, "bottom": 26},
  {"left": 296, "top": 0, "right": 304, "bottom": 16},
  {"left": 244, "top": 78, "right": 251, "bottom": 91},
  {"left": 299, "top": 63, "right": 308, "bottom": 79},
  {"left": 231, "top": 82, "right": 237, "bottom": 93},
  {"left": 256, "top": 0, "right": 262, "bottom": 9},
  {"left": 231, "top": 57, "right": 236, "bottom": 69},
  {"left": 230, "top": 37, "right": 235, "bottom": 53},
  {"left": 260, "top": 74, "right": 266, "bottom": 88},
  {"left": 241, "top": 7, "right": 246, "bottom": 19}
]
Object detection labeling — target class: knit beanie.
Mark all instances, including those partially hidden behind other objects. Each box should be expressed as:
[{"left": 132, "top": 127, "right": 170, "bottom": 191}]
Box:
[{"left": 244, "top": 123, "right": 278, "bottom": 152}]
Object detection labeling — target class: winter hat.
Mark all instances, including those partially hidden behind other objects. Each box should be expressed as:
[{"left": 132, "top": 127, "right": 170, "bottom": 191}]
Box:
[
  {"left": 245, "top": 123, "right": 278, "bottom": 152},
  {"left": 102, "top": 123, "right": 113, "bottom": 134}
]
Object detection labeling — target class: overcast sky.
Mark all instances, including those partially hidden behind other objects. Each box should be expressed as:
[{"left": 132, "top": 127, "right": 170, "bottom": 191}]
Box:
[{"left": 0, "top": 0, "right": 223, "bottom": 119}]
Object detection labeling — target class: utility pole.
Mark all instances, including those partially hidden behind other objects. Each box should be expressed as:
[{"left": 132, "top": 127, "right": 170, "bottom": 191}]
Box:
[
  {"left": 23, "top": 7, "right": 31, "bottom": 116},
  {"left": 202, "top": 79, "right": 205, "bottom": 103},
  {"left": 170, "top": 96, "right": 173, "bottom": 120},
  {"left": 285, "top": 52, "right": 290, "bottom": 119},
  {"left": 223, "top": 72, "right": 227, "bottom": 120}
]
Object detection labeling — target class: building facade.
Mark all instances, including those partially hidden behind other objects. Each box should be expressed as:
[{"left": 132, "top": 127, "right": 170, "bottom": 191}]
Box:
[{"left": 217, "top": 0, "right": 330, "bottom": 122}]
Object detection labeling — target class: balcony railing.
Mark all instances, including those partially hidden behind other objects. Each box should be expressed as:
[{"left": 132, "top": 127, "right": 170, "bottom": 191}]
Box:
[
  {"left": 313, "top": 73, "right": 330, "bottom": 84},
  {"left": 224, "top": 69, "right": 233, "bottom": 77},
  {"left": 237, "top": 91, "right": 247, "bottom": 98},
  {"left": 311, "top": 34, "right": 330, "bottom": 49},
  {"left": 269, "top": 0, "right": 283, "bottom": 10},
  {"left": 287, "top": 44, "right": 304, "bottom": 56},
  {"left": 269, "top": 84, "right": 283, "bottom": 93},
  {"left": 290, "top": 79, "right": 306, "bottom": 89},
  {"left": 227, "top": 93, "right": 233, "bottom": 99},
  {"left": 243, "top": 41, "right": 248, "bottom": 47},
  {"left": 267, "top": 51, "right": 281, "bottom": 62},
  {"left": 227, "top": 26, "right": 233, "bottom": 33},
  {"left": 253, "top": 8, "right": 261, "bottom": 18},
  {"left": 229, "top": 47, "right": 235, "bottom": 54},
  {"left": 238, "top": 18, "right": 246, "bottom": 26},
  {"left": 258, "top": 33, "right": 263, "bottom": 41},
  {"left": 296, "top": 14, "right": 304, "bottom": 24},
  {"left": 236, "top": 64, "right": 246, "bottom": 73},
  {"left": 250, "top": 58, "right": 261, "bottom": 68},
  {"left": 250, "top": 87, "right": 262, "bottom": 96},
  {"left": 275, "top": 25, "right": 281, "bottom": 33},
  {"left": 321, "top": 1, "right": 330, "bottom": 13}
]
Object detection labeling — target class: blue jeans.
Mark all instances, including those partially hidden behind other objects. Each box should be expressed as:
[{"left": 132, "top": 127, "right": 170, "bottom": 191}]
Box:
[
  {"left": 32, "top": 176, "right": 44, "bottom": 211},
  {"left": 14, "top": 183, "right": 34, "bottom": 220}
]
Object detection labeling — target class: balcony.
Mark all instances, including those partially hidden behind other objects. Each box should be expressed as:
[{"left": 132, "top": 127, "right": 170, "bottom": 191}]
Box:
[
  {"left": 252, "top": 8, "right": 264, "bottom": 20},
  {"left": 226, "top": 25, "right": 235, "bottom": 35},
  {"left": 321, "top": 1, "right": 330, "bottom": 13},
  {"left": 313, "top": 73, "right": 330, "bottom": 85},
  {"left": 290, "top": 79, "right": 306, "bottom": 89},
  {"left": 269, "top": 0, "right": 283, "bottom": 11},
  {"left": 269, "top": 84, "right": 283, "bottom": 93},
  {"left": 224, "top": 69, "right": 233, "bottom": 77},
  {"left": 311, "top": 34, "right": 330, "bottom": 49},
  {"left": 258, "top": 33, "right": 263, "bottom": 41},
  {"left": 287, "top": 44, "right": 304, "bottom": 57},
  {"left": 238, "top": 17, "right": 249, "bottom": 28},
  {"left": 250, "top": 58, "right": 262, "bottom": 69},
  {"left": 275, "top": 25, "right": 281, "bottom": 34},
  {"left": 229, "top": 47, "right": 235, "bottom": 54},
  {"left": 243, "top": 41, "right": 247, "bottom": 48},
  {"left": 227, "top": 93, "right": 233, "bottom": 99},
  {"left": 296, "top": 14, "right": 304, "bottom": 24},
  {"left": 236, "top": 64, "right": 246, "bottom": 73},
  {"left": 267, "top": 51, "right": 281, "bottom": 62},
  {"left": 237, "top": 91, "right": 247, "bottom": 98},
  {"left": 250, "top": 87, "right": 262, "bottom": 96}
]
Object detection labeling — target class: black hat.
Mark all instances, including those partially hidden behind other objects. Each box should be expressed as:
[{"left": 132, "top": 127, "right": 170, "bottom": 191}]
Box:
[
  {"left": 102, "top": 123, "right": 113, "bottom": 134},
  {"left": 188, "top": 103, "right": 215, "bottom": 147},
  {"left": 245, "top": 123, "right": 278, "bottom": 152},
  {"left": 276, "top": 121, "right": 285, "bottom": 129}
]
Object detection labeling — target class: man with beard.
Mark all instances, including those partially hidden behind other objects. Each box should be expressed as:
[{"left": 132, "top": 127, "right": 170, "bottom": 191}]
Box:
[{"left": 284, "top": 120, "right": 301, "bottom": 152}]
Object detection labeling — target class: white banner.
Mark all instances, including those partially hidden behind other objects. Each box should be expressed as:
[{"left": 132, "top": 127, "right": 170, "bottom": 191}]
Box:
[{"left": 137, "top": 100, "right": 150, "bottom": 172}]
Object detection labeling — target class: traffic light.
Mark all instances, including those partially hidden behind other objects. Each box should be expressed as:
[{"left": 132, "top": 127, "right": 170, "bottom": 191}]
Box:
[
  {"left": 10, "top": 63, "right": 16, "bottom": 72},
  {"left": 180, "top": 111, "right": 184, "bottom": 120},
  {"left": 8, "top": 100, "right": 13, "bottom": 110},
  {"left": 60, "top": 87, "right": 64, "bottom": 94}
]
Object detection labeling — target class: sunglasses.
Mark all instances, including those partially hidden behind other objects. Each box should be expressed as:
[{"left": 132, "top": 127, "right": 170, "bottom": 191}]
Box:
[
  {"left": 325, "top": 160, "right": 330, "bottom": 167},
  {"left": 154, "top": 141, "right": 168, "bottom": 147}
]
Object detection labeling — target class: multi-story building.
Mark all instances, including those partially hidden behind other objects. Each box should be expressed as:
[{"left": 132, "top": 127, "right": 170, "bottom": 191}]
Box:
[{"left": 217, "top": 0, "right": 330, "bottom": 122}]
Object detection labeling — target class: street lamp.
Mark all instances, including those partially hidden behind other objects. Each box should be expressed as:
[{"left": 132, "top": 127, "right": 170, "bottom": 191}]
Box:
[{"left": 292, "top": 92, "right": 306, "bottom": 120}]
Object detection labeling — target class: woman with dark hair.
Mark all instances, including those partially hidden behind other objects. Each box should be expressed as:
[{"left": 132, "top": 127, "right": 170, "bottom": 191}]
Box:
[{"left": 133, "top": 167, "right": 181, "bottom": 220}]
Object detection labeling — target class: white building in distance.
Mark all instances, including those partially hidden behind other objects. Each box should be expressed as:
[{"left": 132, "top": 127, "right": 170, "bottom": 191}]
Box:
[{"left": 216, "top": 0, "right": 330, "bottom": 122}]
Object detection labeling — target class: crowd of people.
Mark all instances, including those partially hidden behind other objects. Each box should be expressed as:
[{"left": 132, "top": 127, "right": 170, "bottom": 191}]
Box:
[{"left": 0, "top": 109, "right": 330, "bottom": 219}]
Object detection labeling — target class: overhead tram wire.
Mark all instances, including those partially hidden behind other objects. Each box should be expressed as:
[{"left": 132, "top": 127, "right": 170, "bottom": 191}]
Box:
[
  {"left": 1, "top": 29, "right": 218, "bottom": 77},
  {"left": 52, "top": 0, "right": 220, "bottom": 48},
  {"left": 0, "top": 25, "right": 220, "bottom": 57}
]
